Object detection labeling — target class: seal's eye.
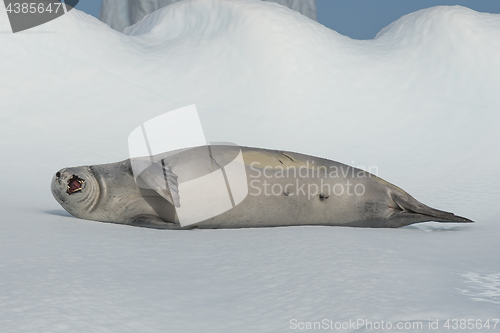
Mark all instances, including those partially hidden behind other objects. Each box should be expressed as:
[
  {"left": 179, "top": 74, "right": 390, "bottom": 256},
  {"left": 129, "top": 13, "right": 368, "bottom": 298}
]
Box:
[
  {"left": 56, "top": 172, "right": 61, "bottom": 178},
  {"left": 67, "top": 175, "right": 84, "bottom": 195}
]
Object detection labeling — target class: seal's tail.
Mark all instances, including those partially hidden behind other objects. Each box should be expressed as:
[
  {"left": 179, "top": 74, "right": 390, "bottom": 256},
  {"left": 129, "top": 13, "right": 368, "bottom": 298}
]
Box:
[{"left": 389, "top": 191, "right": 473, "bottom": 226}]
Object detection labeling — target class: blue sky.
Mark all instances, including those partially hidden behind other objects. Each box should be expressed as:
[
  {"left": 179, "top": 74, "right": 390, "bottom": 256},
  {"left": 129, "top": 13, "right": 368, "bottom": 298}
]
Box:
[{"left": 75, "top": 0, "right": 500, "bottom": 39}]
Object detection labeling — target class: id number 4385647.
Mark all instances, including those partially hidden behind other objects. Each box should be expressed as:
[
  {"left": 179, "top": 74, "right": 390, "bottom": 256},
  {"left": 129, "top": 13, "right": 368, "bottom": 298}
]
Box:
[
  {"left": 444, "top": 319, "right": 498, "bottom": 330},
  {"left": 5, "top": 2, "right": 63, "bottom": 14}
]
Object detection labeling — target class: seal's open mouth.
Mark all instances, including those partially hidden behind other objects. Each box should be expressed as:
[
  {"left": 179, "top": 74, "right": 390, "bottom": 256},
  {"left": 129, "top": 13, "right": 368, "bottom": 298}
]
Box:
[{"left": 67, "top": 175, "right": 84, "bottom": 195}]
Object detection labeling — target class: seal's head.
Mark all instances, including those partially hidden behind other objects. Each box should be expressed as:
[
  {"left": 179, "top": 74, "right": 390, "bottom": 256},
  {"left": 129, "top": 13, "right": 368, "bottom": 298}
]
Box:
[{"left": 51, "top": 166, "right": 100, "bottom": 219}]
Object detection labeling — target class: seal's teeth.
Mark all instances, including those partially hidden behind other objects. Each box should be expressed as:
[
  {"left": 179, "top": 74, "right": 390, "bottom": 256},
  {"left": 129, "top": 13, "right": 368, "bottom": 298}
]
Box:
[{"left": 67, "top": 175, "right": 85, "bottom": 195}]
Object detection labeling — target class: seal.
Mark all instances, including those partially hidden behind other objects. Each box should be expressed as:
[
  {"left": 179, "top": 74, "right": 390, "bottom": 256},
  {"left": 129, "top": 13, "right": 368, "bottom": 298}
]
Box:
[{"left": 51, "top": 145, "right": 472, "bottom": 229}]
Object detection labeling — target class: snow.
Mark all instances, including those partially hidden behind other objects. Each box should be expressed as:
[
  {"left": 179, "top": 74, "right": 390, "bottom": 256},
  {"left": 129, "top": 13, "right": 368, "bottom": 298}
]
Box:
[
  {"left": 0, "top": 0, "right": 499, "bottom": 331},
  {"left": 99, "top": 0, "right": 317, "bottom": 31}
]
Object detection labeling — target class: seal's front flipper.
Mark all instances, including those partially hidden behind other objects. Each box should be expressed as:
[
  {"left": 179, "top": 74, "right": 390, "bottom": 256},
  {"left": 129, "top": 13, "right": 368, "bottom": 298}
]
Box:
[
  {"left": 129, "top": 215, "right": 182, "bottom": 229},
  {"left": 138, "top": 161, "right": 180, "bottom": 207}
]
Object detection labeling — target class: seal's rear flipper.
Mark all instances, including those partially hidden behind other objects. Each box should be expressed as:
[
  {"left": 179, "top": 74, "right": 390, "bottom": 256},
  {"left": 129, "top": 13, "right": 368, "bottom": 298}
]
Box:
[
  {"left": 138, "top": 162, "right": 180, "bottom": 207},
  {"left": 389, "top": 191, "right": 473, "bottom": 227}
]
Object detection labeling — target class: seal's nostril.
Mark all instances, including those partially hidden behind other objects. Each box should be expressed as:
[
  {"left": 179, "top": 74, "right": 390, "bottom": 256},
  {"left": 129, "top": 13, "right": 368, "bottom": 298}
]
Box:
[{"left": 56, "top": 172, "right": 61, "bottom": 178}]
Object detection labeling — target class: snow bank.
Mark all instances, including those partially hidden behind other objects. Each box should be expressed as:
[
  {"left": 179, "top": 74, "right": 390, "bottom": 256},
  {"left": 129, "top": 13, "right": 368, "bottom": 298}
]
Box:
[
  {"left": 1, "top": 1, "right": 499, "bottom": 218},
  {"left": 99, "top": 0, "right": 317, "bottom": 31},
  {"left": 0, "top": 1, "right": 499, "bottom": 332}
]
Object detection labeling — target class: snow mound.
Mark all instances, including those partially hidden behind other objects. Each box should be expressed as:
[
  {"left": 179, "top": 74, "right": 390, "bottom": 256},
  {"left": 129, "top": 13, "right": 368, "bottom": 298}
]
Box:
[
  {"left": 99, "top": 0, "right": 317, "bottom": 32},
  {"left": 124, "top": 0, "right": 315, "bottom": 37},
  {"left": 374, "top": 6, "right": 500, "bottom": 100},
  {"left": 377, "top": 5, "right": 500, "bottom": 41}
]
